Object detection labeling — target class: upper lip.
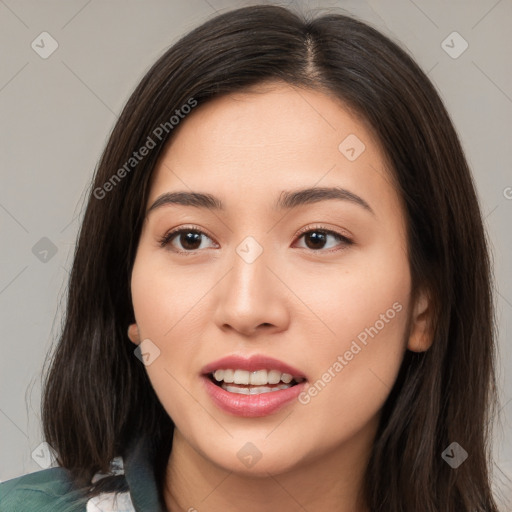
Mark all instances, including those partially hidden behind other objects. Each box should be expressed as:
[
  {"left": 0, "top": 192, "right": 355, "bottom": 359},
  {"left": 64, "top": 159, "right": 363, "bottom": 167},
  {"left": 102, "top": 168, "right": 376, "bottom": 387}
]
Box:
[{"left": 201, "top": 354, "right": 307, "bottom": 379}]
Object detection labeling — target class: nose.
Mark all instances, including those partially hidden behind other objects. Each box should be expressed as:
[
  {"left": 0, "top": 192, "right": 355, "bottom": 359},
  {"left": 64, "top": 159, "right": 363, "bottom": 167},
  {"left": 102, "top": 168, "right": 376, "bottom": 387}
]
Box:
[{"left": 212, "top": 245, "right": 290, "bottom": 337}]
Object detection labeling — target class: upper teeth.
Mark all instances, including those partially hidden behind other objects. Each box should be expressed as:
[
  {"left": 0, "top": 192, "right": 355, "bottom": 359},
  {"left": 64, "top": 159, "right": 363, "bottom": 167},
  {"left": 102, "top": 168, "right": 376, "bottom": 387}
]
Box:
[{"left": 212, "top": 369, "right": 302, "bottom": 386}]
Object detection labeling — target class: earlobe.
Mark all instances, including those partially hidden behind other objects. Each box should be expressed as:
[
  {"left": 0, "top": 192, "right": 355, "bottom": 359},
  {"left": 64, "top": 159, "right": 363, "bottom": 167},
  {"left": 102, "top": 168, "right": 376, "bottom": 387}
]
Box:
[
  {"left": 127, "top": 323, "right": 141, "bottom": 345},
  {"left": 407, "top": 289, "right": 434, "bottom": 353}
]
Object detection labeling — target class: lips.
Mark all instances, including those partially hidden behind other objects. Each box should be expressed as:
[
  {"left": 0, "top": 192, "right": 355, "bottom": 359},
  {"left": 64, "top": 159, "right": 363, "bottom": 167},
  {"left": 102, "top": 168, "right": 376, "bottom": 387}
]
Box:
[{"left": 200, "top": 354, "right": 308, "bottom": 417}]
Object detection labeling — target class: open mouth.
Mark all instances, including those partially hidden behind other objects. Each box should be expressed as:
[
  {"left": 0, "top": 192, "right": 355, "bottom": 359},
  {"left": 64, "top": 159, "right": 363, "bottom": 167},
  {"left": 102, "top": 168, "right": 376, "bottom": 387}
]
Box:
[{"left": 207, "top": 369, "right": 306, "bottom": 395}]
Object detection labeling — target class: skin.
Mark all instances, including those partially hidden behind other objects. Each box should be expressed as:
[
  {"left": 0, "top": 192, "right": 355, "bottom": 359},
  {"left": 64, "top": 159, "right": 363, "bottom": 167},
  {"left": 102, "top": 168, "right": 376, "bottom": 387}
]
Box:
[{"left": 128, "top": 82, "right": 432, "bottom": 512}]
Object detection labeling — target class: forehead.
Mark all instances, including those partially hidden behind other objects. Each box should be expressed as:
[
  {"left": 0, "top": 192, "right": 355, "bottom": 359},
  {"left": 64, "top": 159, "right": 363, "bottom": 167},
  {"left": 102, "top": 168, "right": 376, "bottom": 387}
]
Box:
[
  {"left": 148, "top": 83, "right": 399, "bottom": 219},
  {"left": 158, "top": 83, "right": 378, "bottom": 165}
]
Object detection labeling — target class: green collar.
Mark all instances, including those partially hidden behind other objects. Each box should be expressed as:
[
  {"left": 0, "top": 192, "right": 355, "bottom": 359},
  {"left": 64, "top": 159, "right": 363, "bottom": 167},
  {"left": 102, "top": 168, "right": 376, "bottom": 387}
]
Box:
[{"left": 122, "top": 433, "right": 167, "bottom": 512}]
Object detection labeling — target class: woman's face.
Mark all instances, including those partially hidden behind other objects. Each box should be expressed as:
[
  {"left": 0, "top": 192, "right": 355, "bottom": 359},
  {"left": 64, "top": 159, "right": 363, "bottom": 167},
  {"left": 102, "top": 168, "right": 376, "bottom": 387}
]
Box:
[{"left": 130, "top": 82, "right": 430, "bottom": 476}]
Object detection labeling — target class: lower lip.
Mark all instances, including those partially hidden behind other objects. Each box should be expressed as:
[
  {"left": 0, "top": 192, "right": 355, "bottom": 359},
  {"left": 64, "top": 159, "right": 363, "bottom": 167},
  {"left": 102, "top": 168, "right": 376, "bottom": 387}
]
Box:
[{"left": 202, "top": 375, "right": 307, "bottom": 417}]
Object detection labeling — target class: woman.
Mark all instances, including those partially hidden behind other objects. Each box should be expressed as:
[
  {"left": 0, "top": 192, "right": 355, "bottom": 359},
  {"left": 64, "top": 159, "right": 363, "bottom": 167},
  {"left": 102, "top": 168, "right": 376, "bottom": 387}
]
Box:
[{"left": 0, "top": 4, "right": 500, "bottom": 511}]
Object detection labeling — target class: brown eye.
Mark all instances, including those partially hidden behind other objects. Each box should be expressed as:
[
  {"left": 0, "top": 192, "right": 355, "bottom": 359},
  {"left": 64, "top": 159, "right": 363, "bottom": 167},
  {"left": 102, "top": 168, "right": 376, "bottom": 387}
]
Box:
[
  {"left": 159, "top": 227, "right": 216, "bottom": 252},
  {"left": 295, "top": 227, "right": 353, "bottom": 252}
]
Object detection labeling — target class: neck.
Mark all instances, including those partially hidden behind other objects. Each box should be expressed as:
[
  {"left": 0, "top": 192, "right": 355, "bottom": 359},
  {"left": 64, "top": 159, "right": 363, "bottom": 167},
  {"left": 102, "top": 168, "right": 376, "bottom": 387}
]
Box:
[{"left": 163, "top": 424, "right": 376, "bottom": 512}]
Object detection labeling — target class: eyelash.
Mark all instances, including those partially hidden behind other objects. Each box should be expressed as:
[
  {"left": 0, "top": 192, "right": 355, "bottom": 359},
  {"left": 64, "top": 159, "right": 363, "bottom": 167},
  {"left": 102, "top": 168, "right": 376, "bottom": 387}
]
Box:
[{"left": 158, "top": 224, "right": 353, "bottom": 255}]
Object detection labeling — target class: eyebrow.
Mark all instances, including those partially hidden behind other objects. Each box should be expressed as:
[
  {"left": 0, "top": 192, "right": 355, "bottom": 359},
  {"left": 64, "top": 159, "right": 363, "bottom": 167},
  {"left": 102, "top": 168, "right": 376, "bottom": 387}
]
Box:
[{"left": 146, "top": 186, "right": 375, "bottom": 217}]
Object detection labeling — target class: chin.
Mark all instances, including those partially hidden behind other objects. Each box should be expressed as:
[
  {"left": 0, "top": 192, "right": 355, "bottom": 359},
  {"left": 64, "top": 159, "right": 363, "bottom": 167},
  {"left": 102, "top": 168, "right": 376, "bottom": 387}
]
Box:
[{"left": 199, "top": 441, "right": 308, "bottom": 477}]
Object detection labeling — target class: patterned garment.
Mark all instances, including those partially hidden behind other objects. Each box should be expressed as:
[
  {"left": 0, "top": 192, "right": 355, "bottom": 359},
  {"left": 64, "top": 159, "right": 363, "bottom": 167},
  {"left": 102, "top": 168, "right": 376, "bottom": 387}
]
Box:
[{"left": 86, "top": 457, "right": 136, "bottom": 512}]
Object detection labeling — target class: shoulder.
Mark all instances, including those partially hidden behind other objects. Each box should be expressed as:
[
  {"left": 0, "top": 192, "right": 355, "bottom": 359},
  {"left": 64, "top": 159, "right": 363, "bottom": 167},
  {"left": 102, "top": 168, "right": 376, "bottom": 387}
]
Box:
[{"left": 0, "top": 467, "right": 89, "bottom": 512}]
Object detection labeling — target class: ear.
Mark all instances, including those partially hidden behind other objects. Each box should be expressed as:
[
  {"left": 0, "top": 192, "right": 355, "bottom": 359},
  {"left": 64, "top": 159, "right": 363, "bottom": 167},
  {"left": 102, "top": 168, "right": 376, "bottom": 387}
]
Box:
[
  {"left": 407, "top": 288, "right": 434, "bottom": 352},
  {"left": 127, "top": 323, "right": 141, "bottom": 345}
]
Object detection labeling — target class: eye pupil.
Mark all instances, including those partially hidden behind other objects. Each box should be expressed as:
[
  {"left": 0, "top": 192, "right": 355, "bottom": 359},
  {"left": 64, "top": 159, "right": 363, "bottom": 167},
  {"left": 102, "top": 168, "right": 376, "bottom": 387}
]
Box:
[
  {"left": 181, "top": 231, "right": 202, "bottom": 250},
  {"left": 305, "top": 231, "right": 326, "bottom": 249}
]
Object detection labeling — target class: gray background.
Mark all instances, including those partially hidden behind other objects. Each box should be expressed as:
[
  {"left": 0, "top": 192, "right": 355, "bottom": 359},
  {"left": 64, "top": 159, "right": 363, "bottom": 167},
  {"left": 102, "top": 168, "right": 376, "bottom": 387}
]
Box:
[{"left": 1, "top": 0, "right": 511, "bottom": 507}]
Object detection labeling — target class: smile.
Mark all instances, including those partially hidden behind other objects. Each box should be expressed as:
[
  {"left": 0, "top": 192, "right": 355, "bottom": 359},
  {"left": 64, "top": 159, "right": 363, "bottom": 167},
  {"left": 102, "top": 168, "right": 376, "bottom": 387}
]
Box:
[
  {"left": 210, "top": 369, "right": 306, "bottom": 395},
  {"left": 201, "top": 354, "right": 308, "bottom": 416}
]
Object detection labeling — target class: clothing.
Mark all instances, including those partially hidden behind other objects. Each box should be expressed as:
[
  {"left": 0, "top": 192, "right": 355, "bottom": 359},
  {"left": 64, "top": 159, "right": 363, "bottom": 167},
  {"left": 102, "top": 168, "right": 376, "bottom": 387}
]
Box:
[{"left": 0, "top": 434, "right": 167, "bottom": 511}]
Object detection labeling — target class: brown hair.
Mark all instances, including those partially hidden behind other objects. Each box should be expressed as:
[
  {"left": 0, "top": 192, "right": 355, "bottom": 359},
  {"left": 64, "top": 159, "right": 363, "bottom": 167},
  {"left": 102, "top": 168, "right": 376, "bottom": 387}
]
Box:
[{"left": 40, "top": 5, "right": 499, "bottom": 511}]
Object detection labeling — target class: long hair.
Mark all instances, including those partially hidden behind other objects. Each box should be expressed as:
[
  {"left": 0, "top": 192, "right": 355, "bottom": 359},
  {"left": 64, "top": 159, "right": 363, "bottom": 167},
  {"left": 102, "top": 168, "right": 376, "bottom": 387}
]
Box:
[{"left": 40, "top": 5, "right": 499, "bottom": 511}]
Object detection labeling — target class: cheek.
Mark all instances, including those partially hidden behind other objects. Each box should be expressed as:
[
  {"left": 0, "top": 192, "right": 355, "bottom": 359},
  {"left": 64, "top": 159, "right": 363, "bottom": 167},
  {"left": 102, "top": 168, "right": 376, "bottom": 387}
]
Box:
[
  {"left": 286, "top": 232, "right": 410, "bottom": 349},
  {"left": 130, "top": 245, "right": 208, "bottom": 340},
  {"left": 292, "top": 243, "right": 411, "bottom": 439},
  {"left": 129, "top": 247, "right": 214, "bottom": 419}
]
